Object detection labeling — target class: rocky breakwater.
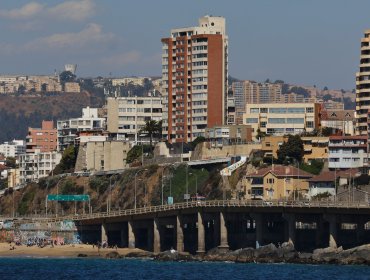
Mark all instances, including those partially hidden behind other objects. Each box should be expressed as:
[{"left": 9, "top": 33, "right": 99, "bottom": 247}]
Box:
[
  {"left": 102, "top": 243, "right": 370, "bottom": 265},
  {"left": 151, "top": 243, "right": 370, "bottom": 265}
]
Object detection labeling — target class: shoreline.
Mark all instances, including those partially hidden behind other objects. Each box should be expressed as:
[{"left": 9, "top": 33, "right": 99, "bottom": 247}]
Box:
[{"left": 0, "top": 242, "right": 369, "bottom": 266}]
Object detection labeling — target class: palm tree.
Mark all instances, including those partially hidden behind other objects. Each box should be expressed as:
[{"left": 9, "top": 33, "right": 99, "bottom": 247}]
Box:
[{"left": 140, "top": 119, "right": 162, "bottom": 150}]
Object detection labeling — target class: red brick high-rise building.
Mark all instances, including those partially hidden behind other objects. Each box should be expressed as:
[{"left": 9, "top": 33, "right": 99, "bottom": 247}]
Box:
[
  {"left": 26, "top": 120, "right": 57, "bottom": 153},
  {"left": 161, "top": 16, "right": 228, "bottom": 143}
]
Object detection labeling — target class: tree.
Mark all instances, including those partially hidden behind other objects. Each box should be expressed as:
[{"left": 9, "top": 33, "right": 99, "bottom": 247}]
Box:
[
  {"left": 277, "top": 135, "right": 304, "bottom": 163},
  {"left": 53, "top": 145, "right": 77, "bottom": 175},
  {"left": 5, "top": 157, "right": 17, "bottom": 168},
  {"left": 321, "top": 127, "right": 333, "bottom": 137},
  {"left": 17, "top": 85, "right": 26, "bottom": 94},
  {"left": 256, "top": 128, "right": 266, "bottom": 140},
  {"left": 323, "top": 94, "right": 332, "bottom": 101},
  {"left": 140, "top": 119, "right": 162, "bottom": 149},
  {"left": 323, "top": 86, "right": 329, "bottom": 91},
  {"left": 59, "top": 71, "right": 76, "bottom": 84}
]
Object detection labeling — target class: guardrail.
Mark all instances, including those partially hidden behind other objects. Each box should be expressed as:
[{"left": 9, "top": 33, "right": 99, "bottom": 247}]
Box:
[
  {"left": 1, "top": 200, "right": 369, "bottom": 223},
  {"left": 64, "top": 199, "right": 370, "bottom": 221}
]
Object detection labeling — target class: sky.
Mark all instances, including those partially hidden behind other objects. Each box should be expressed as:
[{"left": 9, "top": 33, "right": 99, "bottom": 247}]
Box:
[{"left": 0, "top": 0, "right": 370, "bottom": 90}]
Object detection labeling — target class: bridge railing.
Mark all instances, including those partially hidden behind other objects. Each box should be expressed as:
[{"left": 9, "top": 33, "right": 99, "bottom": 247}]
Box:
[
  {"left": 64, "top": 199, "right": 370, "bottom": 221},
  {"left": 2, "top": 200, "right": 369, "bottom": 222}
]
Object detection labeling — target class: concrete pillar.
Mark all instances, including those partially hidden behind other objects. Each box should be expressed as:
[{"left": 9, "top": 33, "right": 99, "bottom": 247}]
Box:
[
  {"left": 356, "top": 221, "right": 365, "bottom": 245},
  {"left": 283, "top": 213, "right": 296, "bottom": 246},
  {"left": 251, "top": 213, "right": 263, "bottom": 247},
  {"left": 324, "top": 215, "right": 337, "bottom": 248},
  {"left": 153, "top": 218, "right": 161, "bottom": 253},
  {"left": 101, "top": 223, "right": 108, "bottom": 243},
  {"left": 176, "top": 215, "right": 184, "bottom": 253},
  {"left": 218, "top": 212, "right": 229, "bottom": 251},
  {"left": 128, "top": 221, "right": 135, "bottom": 249},
  {"left": 120, "top": 229, "right": 125, "bottom": 248},
  {"left": 197, "top": 212, "right": 205, "bottom": 254}
]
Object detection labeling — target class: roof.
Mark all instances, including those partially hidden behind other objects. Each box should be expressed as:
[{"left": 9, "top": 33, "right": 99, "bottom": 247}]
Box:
[
  {"left": 321, "top": 110, "right": 355, "bottom": 121},
  {"left": 307, "top": 171, "right": 336, "bottom": 182},
  {"left": 245, "top": 165, "right": 313, "bottom": 178},
  {"left": 336, "top": 168, "right": 361, "bottom": 178}
]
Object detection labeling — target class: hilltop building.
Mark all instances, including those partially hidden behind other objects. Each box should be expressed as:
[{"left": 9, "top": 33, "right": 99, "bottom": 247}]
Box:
[{"left": 161, "top": 15, "right": 228, "bottom": 143}]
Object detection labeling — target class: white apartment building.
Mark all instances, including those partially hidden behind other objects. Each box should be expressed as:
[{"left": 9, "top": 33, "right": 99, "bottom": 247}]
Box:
[
  {"left": 106, "top": 95, "right": 162, "bottom": 143},
  {"left": 19, "top": 150, "right": 62, "bottom": 184},
  {"left": 161, "top": 15, "right": 228, "bottom": 143},
  {"left": 328, "top": 136, "right": 367, "bottom": 170},
  {"left": 243, "top": 103, "right": 321, "bottom": 139},
  {"left": 0, "top": 140, "right": 25, "bottom": 157},
  {"left": 57, "top": 107, "right": 105, "bottom": 151}
]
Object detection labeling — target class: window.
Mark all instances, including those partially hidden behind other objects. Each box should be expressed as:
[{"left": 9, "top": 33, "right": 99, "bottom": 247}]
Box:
[
  {"left": 260, "top": 121, "right": 267, "bottom": 128},
  {"left": 246, "top": 118, "right": 258, "bottom": 123},
  {"left": 268, "top": 118, "right": 286, "bottom": 124},
  {"left": 269, "top": 108, "right": 286, "bottom": 114},
  {"left": 306, "top": 107, "right": 314, "bottom": 113},
  {"left": 306, "top": 121, "right": 314, "bottom": 128},
  {"left": 260, "top": 108, "right": 268, "bottom": 113},
  {"left": 267, "top": 178, "right": 274, "bottom": 184},
  {"left": 287, "top": 118, "right": 304, "bottom": 124},
  {"left": 287, "top": 107, "right": 305, "bottom": 113},
  {"left": 250, "top": 108, "right": 259, "bottom": 113}
]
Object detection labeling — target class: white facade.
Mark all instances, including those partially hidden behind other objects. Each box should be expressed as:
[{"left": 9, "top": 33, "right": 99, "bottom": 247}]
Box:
[
  {"left": 106, "top": 96, "right": 162, "bottom": 143},
  {"left": 19, "top": 150, "right": 62, "bottom": 184},
  {"left": 57, "top": 107, "right": 105, "bottom": 151},
  {"left": 243, "top": 103, "right": 320, "bottom": 138},
  {"left": 0, "top": 140, "right": 26, "bottom": 157},
  {"left": 328, "top": 136, "right": 367, "bottom": 169}
]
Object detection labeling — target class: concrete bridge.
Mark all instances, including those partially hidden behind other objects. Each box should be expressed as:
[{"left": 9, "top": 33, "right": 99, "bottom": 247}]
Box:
[{"left": 71, "top": 200, "right": 370, "bottom": 254}]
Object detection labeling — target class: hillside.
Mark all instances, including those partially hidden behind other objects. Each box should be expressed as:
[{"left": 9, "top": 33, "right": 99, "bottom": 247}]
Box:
[{"left": 0, "top": 91, "right": 105, "bottom": 143}]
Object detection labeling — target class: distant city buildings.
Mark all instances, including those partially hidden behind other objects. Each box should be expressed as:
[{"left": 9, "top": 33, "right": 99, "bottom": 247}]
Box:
[
  {"left": 106, "top": 94, "right": 162, "bottom": 143},
  {"left": 111, "top": 77, "right": 149, "bottom": 87},
  {"left": 243, "top": 103, "right": 321, "bottom": 139},
  {"left": 232, "top": 81, "right": 282, "bottom": 124},
  {"left": 26, "top": 121, "right": 57, "bottom": 153},
  {"left": 0, "top": 74, "right": 80, "bottom": 94},
  {"left": 161, "top": 15, "right": 228, "bottom": 143}
]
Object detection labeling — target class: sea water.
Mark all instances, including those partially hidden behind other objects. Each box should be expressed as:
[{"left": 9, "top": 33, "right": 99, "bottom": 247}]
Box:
[{"left": 0, "top": 258, "right": 369, "bottom": 280}]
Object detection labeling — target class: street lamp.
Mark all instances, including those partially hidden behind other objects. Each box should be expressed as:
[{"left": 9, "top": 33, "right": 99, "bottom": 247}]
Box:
[
  {"left": 286, "top": 156, "right": 300, "bottom": 201},
  {"left": 135, "top": 169, "right": 148, "bottom": 209},
  {"left": 189, "top": 172, "right": 198, "bottom": 199},
  {"left": 161, "top": 164, "right": 175, "bottom": 205}
]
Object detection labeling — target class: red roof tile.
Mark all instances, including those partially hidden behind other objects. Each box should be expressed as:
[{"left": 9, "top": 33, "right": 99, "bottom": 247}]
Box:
[{"left": 245, "top": 165, "right": 313, "bottom": 178}]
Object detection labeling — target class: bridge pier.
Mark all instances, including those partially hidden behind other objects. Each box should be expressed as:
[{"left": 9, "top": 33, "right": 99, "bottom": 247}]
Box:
[
  {"left": 250, "top": 213, "right": 263, "bottom": 247},
  {"left": 176, "top": 216, "right": 184, "bottom": 252},
  {"left": 197, "top": 212, "right": 205, "bottom": 254},
  {"left": 153, "top": 218, "right": 161, "bottom": 253},
  {"left": 283, "top": 213, "right": 296, "bottom": 246},
  {"left": 128, "top": 221, "right": 135, "bottom": 249},
  {"left": 356, "top": 219, "right": 366, "bottom": 245},
  {"left": 218, "top": 212, "right": 229, "bottom": 251},
  {"left": 324, "top": 215, "right": 338, "bottom": 248},
  {"left": 101, "top": 223, "right": 108, "bottom": 243}
]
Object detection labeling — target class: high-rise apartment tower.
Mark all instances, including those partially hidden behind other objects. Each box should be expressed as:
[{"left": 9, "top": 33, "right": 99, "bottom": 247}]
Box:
[
  {"left": 356, "top": 29, "right": 370, "bottom": 135},
  {"left": 161, "top": 16, "right": 228, "bottom": 143}
]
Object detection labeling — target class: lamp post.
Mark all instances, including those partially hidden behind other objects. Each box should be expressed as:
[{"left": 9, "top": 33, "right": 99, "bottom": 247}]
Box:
[
  {"left": 135, "top": 169, "right": 148, "bottom": 209},
  {"left": 189, "top": 172, "right": 198, "bottom": 198},
  {"left": 161, "top": 164, "right": 175, "bottom": 205}
]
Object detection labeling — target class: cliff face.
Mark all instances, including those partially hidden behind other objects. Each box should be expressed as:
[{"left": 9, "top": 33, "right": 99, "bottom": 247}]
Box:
[{"left": 0, "top": 163, "right": 231, "bottom": 216}]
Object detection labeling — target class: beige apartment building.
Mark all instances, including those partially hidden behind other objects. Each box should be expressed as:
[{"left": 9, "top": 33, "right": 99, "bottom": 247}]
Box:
[
  {"left": 356, "top": 29, "right": 370, "bottom": 135},
  {"left": 86, "top": 141, "right": 130, "bottom": 171},
  {"left": 64, "top": 82, "right": 81, "bottom": 93},
  {"left": 106, "top": 95, "right": 162, "bottom": 143},
  {"left": 243, "top": 103, "right": 321, "bottom": 139},
  {"left": 261, "top": 136, "right": 328, "bottom": 163},
  {"left": 111, "top": 77, "right": 148, "bottom": 86},
  {"left": 161, "top": 16, "right": 228, "bottom": 143},
  {"left": 243, "top": 165, "right": 313, "bottom": 200}
]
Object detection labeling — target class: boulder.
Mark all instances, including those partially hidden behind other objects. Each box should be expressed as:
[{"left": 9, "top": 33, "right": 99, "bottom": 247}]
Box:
[
  {"left": 254, "top": 243, "right": 278, "bottom": 262},
  {"left": 77, "top": 253, "right": 88, "bottom": 258},
  {"left": 155, "top": 250, "right": 179, "bottom": 261},
  {"left": 235, "top": 248, "right": 255, "bottom": 263},
  {"left": 312, "top": 246, "right": 343, "bottom": 263},
  {"left": 105, "top": 251, "right": 121, "bottom": 259},
  {"left": 125, "top": 251, "right": 154, "bottom": 258},
  {"left": 204, "top": 247, "right": 236, "bottom": 262}
]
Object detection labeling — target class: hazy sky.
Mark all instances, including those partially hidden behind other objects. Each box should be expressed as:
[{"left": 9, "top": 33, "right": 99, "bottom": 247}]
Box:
[{"left": 0, "top": 0, "right": 370, "bottom": 89}]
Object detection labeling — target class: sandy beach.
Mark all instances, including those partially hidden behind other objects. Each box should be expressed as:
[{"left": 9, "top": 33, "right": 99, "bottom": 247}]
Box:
[{"left": 0, "top": 243, "right": 143, "bottom": 258}]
